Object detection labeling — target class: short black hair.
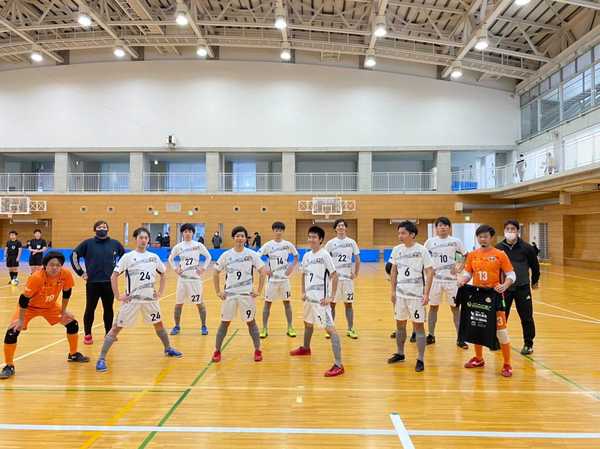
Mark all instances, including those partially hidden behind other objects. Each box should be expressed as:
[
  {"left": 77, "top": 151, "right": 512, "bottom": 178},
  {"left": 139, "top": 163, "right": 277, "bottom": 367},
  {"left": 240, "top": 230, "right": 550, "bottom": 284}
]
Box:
[
  {"left": 385, "top": 262, "right": 393, "bottom": 275},
  {"left": 308, "top": 225, "right": 325, "bottom": 242},
  {"left": 475, "top": 224, "right": 496, "bottom": 237},
  {"left": 397, "top": 220, "right": 418, "bottom": 236},
  {"left": 504, "top": 219, "right": 520, "bottom": 231},
  {"left": 333, "top": 219, "right": 347, "bottom": 229},
  {"left": 180, "top": 223, "right": 196, "bottom": 234},
  {"left": 133, "top": 227, "right": 151, "bottom": 239},
  {"left": 8, "top": 230, "right": 17, "bottom": 235},
  {"left": 231, "top": 226, "right": 248, "bottom": 238},
  {"left": 33, "top": 229, "right": 42, "bottom": 234},
  {"left": 434, "top": 217, "right": 451, "bottom": 227},
  {"left": 42, "top": 251, "right": 65, "bottom": 267},
  {"left": 272, "top": 221, "right": 286, "bottom": 230},
  {"left": 93, "top": 220, "right": 108, "bottom": 230}
]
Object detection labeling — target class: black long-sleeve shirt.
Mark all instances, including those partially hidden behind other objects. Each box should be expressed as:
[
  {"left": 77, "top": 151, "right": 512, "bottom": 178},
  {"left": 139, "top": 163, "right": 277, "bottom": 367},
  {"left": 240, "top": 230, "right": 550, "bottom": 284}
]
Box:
[
  {"left": 496, "top": 238, "right": 540, "bottom": 288},
  {"left": 70, "top": 237, "right": 125, "bottom": 283}
]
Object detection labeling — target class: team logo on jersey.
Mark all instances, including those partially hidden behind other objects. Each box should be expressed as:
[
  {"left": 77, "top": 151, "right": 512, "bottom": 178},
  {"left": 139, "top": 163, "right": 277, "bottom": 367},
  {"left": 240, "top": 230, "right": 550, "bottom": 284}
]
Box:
[{"left": 485, "top": 297, "right": 492, "bottom": 303}]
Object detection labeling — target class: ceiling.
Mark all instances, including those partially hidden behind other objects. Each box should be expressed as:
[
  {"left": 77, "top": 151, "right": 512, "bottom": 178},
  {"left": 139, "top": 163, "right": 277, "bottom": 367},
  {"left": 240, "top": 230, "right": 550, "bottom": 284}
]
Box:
[{"left": 0, "top": 0, "right": 599, "bottom": 85}]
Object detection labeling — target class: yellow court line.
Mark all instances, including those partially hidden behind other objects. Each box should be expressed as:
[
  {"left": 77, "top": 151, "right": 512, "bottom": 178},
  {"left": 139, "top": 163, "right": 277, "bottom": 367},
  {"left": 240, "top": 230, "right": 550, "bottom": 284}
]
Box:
[
  {"left": 11, "top": 291, "right": 176, "bottom": 363},
  {"left": 79, "top": 365, "right": 175, "bottom": 449}
]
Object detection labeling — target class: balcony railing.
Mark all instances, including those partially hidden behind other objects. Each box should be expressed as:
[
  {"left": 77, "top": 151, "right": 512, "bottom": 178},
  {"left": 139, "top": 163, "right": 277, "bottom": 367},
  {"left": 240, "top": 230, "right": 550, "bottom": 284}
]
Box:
[
  {"left": 144, "top": 172, "right": 207, "bottom": 192},
  {"left": 372, "top": 172, "right": 435, "bottom": 192},
  {"left": 0, "top": 173, "right": 54, "bottom": 192},
  {"left": 68, "top": 172, "right": 129, "bottom": 192},
  {"left": 295, "top": 173, "right": 358, "bottom": 192},
  {"left": 219, "top": 173, "right": 281, "bottom": 192}
]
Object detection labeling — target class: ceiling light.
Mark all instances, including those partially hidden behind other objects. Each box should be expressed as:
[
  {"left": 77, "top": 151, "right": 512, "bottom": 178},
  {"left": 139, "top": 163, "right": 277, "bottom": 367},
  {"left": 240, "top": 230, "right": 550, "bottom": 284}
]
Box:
[
  {"left": 77, "top": 12, "right": 92, "bottom": 28},
  {"left": 274, "top": 6, "right": 287, "bottom": 30},
  {"left": 364, "top": 49, "right": 376, "bottom": 68},
  {"left": 30, "top": 51, "right": 43, "bottom": 62},
  {"left": 196, "top": 46, "right": 208, "bottom": 58},
  {"left": 175, "top": 1, "right": 189, "bottom": 26},
  {"left": 373, "top": 15, "right": 387, "bottom": 38},
  {"left": 515, "top": 0, "right": 531, "bottom": 5},
  {"left": 450, "top": 62, "right": 463, "bottom": 79},
  {"left": 113, "top": 46, "right": 126, "bottom": 58},
  {"left": 280, "top": 42, "right": 291, "bottom": 61},
  {"left": 474, "top": 29, "right": 489, "bottom": 51},
  {"left": 153, "top": 160, "right": 159, "bottom": 165}
]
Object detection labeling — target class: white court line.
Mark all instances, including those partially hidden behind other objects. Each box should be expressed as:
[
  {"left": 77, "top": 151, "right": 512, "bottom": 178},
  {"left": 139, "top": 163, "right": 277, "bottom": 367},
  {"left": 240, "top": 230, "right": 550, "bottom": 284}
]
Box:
[
  {"left": 0, "top": 423, "right": 599, "bottom": 440},
  {"left": 540, "top": 269, "right": 600, "bottom": 283},
  {"left": 535, "top": 311, "right": 600, "bottom": 325},
  {"left": 11, "top": 292, "right": 175, "bottom": 363},
  {"left": 534, "top": 300, "right": 600, "bottom": 323},
  {"left": 390, "top": 414, "right": 416, "bottom": 449}
]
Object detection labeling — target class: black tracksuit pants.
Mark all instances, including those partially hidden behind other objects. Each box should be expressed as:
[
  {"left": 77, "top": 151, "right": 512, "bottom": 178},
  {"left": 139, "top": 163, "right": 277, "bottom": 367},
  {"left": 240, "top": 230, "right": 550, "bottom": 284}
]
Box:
[
  {"left": 504, "top": 284, "right": 536, "bottom": 347},
  {"left": 84, "top": 282, "right": 115, "bottom": 335}
]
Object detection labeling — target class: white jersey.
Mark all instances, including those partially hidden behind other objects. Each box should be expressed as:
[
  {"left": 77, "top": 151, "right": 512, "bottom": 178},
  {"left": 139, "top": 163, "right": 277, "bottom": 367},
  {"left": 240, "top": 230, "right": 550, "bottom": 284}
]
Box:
[
  {"left": 258, "top": 239, "right": 298, "bottom": 282},
  {"left": 168, "top": 240, "right": 211, "bottom": 281},
  {"left": 324, "top": 236, "right": 360, "bottom": 280},
  {"left": 302, "top": 248, "right": 337, "bottom": 303},
  {"left": 114, "top": 250, "right": 166, "bottom": 302},
  {"left": 215, "top": 247, "right": 264, "bottom": 296},
  {"left": 424, "top": 236, "right": 465, "bottom": 282},
  {"left": 390, "top": 243, "right": 433, "bottom": 300}
]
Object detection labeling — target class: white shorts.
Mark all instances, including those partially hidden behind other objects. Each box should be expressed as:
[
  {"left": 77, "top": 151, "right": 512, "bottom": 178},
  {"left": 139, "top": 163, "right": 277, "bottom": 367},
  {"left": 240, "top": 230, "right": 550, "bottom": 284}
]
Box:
[
  {"left": 221, "top": 295, "right": 256, "bottom": 322},
  {"left": 394, "top": 296, "right": 426, "bottom": 323},
  {"left": 429, "top": 280, "right": 459, "bottom": 306},
  {"left": 265, "top": 280, "right": 291, "bottom": 302},
  {"left": 332, "top": 279, "right": 354, "bottom": 303},
  {"left": 115, "top": 301, "right": 162, "bottom": 328},
  {"left": 176, "top": 279, "right": 204, "bottom": 305},
  {"left": 303, "top": 301, "right": 334, "bottom": 328}
]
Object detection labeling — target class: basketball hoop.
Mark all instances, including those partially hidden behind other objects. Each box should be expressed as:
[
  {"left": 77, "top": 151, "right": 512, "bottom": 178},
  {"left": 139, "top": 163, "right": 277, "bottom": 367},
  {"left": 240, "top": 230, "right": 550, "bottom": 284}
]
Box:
[{"left": 297, "top": 197, "right": 356, "bottom": 218}]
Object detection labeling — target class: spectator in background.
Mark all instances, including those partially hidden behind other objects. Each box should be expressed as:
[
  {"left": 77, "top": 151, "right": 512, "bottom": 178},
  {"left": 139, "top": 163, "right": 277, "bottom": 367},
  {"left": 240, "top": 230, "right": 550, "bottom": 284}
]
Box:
[
  {"left": 212, "top": 231, "right": 223, "bottom": 249},
  {"left": 198, "top": 235, "right": 205, "bottom": 244},
  {"left": 252, "top": 232, "right": 262, "bottom": 251},
  {"left": 545, "top": 152, "right": 557, "bottom": 175},
  {"left": 531, "top": 241, "right": 540, "bottom": 257},
  {"left": 515, "top": 153, "right": 526, "bottom": 182},
  {"left": 155, "top": 232, "right": 163, "bottom": 247},
  {"left": 162, "top": 232, "right": 170, "bottom": 248}
]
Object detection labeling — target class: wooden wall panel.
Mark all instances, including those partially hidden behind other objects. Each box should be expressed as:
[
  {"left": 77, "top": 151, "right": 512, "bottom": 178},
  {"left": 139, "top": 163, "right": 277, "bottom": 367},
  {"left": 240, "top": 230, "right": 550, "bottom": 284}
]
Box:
[{"left": 295, "top": 219, "right": 358, "bottom": 248}]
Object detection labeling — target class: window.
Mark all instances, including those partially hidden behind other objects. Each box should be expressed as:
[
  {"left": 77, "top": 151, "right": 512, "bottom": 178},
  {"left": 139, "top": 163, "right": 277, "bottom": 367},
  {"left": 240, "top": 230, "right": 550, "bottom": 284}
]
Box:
[
  {"left": 539, "top": 77, "right": 550, "bottom": 94},
  {"left": 595, "top": 44, "right": 600, "bottom": 61},
  {"left": 595, "top": 63, "right": 600, "bottom": 104},
  {"left": 550, "top": 71, "right": 560, "bottom": 88},
  {"left": 562, "top": 61, "right": 576, "bottom": 79},
  {"left": 562, "top": 72, "right": 589, "bottom": 120},
  {"left": 529, "top": 84, "right": 540, "bottom": 100},
  {"left": 165, "top": 162, "right": 205, "bottom": 192},
  {"left": 520, "top": 92, "right": 530, "bottom": 107},
  {"left": 577, "top": 51, "right": 592, "bottom": 72},
  {"left": 232, "top": 161, "right": 256, "bottom": 192},
  {"left": 540, "top": 89, "right": 560, "bottom": 130},
  {"left": 521, "top": 101, "right": 539, "bottom": 138}
]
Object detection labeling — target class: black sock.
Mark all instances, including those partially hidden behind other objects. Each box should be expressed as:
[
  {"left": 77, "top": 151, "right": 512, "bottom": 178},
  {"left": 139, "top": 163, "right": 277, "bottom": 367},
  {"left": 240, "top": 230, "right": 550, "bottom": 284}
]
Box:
[{"left": 9, "top": 272, "right": 16, "bottom": 280}]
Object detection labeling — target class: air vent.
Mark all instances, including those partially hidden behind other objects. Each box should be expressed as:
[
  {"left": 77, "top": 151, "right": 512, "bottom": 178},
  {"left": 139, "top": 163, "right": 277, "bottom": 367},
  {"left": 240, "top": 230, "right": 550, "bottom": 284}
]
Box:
[{"left": 166, "top": 203, "right": 181, "bottom": 213}]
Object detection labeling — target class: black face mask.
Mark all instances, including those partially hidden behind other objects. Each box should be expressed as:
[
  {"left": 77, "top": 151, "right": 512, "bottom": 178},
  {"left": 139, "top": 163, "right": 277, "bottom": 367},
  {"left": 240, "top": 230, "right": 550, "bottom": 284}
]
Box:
[{"left": 96, "top": 230, "right": 108, "bottom": 238}]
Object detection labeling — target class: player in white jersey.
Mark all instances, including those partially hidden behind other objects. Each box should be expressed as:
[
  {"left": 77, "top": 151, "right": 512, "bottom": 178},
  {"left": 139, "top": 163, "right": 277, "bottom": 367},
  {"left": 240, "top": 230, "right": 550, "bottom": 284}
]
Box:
[
  {"left": 212, "top": 226, "right": 266, "bottom": 363},
  {"left": 324, "top": 219, "right": 360, "bottom": 339},
  {"left": 96, "top": 227, "right": 182, "bottom": 372},
  {"left": 258, "top": 221, "right": 299, "bottom": 339},
  {"left": 168, "top": 224, "right": 212, "bottom": 336},
  {"left": 290, "top": 226, "right": 344, "bottom": 377},
  {"left": 424, "top": 217, "right": 468, "bottom": 349},
  {"left": 388, "top": 221, "right": 433, "bottom": 372}
]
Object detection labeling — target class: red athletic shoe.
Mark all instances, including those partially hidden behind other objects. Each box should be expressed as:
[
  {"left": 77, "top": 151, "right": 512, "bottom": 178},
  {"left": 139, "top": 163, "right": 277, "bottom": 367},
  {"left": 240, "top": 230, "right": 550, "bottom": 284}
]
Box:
[
  {"left": 254, "top": 350, "right": 263, "bottom": 362},
  {"left": 464, "top": 357, "right": 485, "bottom": 368},
  {"left": 83, "top": 335, "right": 93, "bottom": 345},
  {"left": 211, "top": 351, "right": 221, "bottom": 363},
  {"left": 501, "top": 364, "right": 513, "bottom": 377},
  {"left": 324, "top": 364, "right": 345, "bottom": 377},
  {"left": 290, "top": 346, "right": 311, "bottom": 356}
]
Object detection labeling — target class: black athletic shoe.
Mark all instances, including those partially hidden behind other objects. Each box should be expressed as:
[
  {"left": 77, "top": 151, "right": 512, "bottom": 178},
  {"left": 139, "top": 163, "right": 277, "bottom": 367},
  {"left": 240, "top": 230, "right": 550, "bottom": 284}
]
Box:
[
  {"left": 457, "top": 340, "right": 468, "bottom": 350},
  {"left": 426, "top": 335, "right": 436, "bottom": 345},
  {"left": 390, "top": 331, "right": 396, "bottom": 339},
  {"left": 0, "top": 364, "right": 15, "bottom": 379},
  {"left": 387, "top": 353, "right": 405, "bottom": 364},
  {"left": 521, "top": 345, "right": 534, "bottom": 355},
  {"left": 415, "top": 359, "right": 425, "bottom": 372},
  {"left": 409, "top": 332, "right": 416, "bottom": 343},
  {"left": 67, "top": 352, "right": 90, "bottom": 363}
]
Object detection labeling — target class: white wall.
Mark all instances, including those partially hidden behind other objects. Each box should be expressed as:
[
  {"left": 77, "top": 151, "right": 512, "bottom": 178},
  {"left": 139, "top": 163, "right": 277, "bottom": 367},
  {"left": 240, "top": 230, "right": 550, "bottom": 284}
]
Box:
[{"left": 0, "top": 60, "right": 519, "bottom": 149}]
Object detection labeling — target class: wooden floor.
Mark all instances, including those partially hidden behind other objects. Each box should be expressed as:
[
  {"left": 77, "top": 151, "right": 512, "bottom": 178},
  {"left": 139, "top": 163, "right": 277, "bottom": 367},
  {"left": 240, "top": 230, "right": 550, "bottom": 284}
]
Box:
[{"left": 0, "top": 263, "right": 599, "bottom": 449}]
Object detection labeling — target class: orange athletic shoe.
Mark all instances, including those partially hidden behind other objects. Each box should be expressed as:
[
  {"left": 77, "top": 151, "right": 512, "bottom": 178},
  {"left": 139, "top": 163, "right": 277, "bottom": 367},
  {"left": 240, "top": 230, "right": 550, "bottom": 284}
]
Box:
[
  {"left": 464, "top": 357, "right": 485, "bottom": 368},
  {"left": 290, "top": 346, "right": 311, "bottom": 356},
  {"left": 324, "top": 364, "right": 345, "bottom": 377},
  {"left": 501, "top": 364, "right": 513, "bottom": 377}
]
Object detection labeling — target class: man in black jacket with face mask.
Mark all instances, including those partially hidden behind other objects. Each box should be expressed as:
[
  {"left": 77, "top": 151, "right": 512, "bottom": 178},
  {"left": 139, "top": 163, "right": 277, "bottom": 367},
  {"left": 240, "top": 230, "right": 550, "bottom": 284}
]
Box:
[
  {"left": 496, "top": 219, "right": 540, "bottom": 355},
  {"left": 70, "top": 220, "right": 125, "bottom": 345}
]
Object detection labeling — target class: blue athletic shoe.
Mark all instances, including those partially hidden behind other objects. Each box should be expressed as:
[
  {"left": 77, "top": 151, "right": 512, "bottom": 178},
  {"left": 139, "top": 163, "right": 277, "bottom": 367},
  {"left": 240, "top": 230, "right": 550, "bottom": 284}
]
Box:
[
  {"left": 201, "top": 325, "right": 208, "bottom": 336},
  {"left": 165, "top": 348, "right": 183, "bottom": 358},
  {"left": 170, "top": 325, "right": 180, "bottom": 336},
  {"left": 96, "top": 359, "right": 108, "bottom": 372}
]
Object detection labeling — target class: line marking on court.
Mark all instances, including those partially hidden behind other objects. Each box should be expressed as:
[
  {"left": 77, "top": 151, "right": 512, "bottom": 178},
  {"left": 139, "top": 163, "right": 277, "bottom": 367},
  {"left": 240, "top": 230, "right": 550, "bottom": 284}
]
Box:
[
  {"left": 534, "top": 300, "right": 600, "bottom": 323},
  {"left": 1, "top": 423, "right": 600, "bottom": 440},
  {"left": 137, "top": 328, "right": 239, "bottom": 449},
  {"left": 540, "top": 269, "right": 600, "bottom": 283},
  {"left": 514, "top": 349, "right": 600, "bottom": 401},
  {"left": 534, "top": 311, "right": 600, "bottom": 324},
  {"left": 390, "top": 413, "right": 415, "bottom": 449}
]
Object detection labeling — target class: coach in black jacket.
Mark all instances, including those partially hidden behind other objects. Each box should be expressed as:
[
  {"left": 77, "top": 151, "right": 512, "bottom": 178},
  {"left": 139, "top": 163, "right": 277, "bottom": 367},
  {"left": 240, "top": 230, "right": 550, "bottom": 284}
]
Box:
[
  {"left": 496, "top": 219, "right": 540, "bottom": 355},
  {"left": 70, "top": 220, "right": 125, "bottom": 345}
]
